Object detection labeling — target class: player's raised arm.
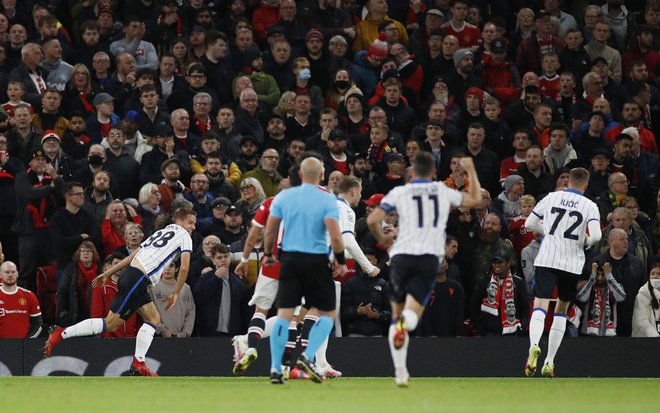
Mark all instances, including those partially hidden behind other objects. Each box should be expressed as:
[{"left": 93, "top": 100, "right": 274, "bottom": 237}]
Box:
[
  {"left": 367, "top": 207, "right": 392, "bottom": 248},
  {"left": 458, "top": 157, "right": 482, "bottom": 208}
]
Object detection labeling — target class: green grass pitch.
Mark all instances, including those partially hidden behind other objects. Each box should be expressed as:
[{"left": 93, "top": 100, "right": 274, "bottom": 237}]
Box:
[{"left": 1, "top": 377, "right": 657, "bottom": 413}]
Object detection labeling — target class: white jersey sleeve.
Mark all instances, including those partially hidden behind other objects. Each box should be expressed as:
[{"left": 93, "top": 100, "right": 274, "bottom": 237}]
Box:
[
  {"left": 133, "top": 224, "right": 193, "bottom": 286},
  {"left": 338, "top": 200, "right": 356, "bottom": 235}
]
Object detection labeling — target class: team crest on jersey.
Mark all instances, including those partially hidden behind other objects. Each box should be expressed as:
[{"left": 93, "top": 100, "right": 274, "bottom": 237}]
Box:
[{"left": 18, "top": 298, "right": 26, "bottom": 306}]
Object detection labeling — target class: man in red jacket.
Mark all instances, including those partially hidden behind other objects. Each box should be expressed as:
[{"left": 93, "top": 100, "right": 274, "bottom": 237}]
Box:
[{"left": 482, "top": 38, "right": 521, "bottom": 107}]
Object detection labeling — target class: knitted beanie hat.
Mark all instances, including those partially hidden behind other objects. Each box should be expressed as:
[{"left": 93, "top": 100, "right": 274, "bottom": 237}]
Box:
[{"left": 367, "top": 33, "right": 389, "bottom": 62}]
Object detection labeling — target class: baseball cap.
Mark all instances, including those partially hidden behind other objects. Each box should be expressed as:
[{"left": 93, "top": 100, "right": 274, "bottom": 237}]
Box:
[
  {"left": 267, "top": 25, "right": 286, "bottom": 37},
  {"left": 268, "top": 113, "right": 284, "bottom": 123},
  {"left": 364, "top": 193, "right": 384, "bottom": 207},
  {"left": 535, "top": 9, "right": 551, "bottom": 20},
  {"left": 588, "top": 111, "right": 607, "bottom": 124},
  {"left": 93, "top": 92, "right": 114, "bottom": 106},
  {"left": 154, "top": 123, "right": 174, "bottom": 137},
  {"left": 328, "top": 129, "right": 346, "bottom": 141},
  {"left": 491, "top": 249, "right": 512, "bottom": 262},
  {"left": 211, "top": 196, "right": 232, "bottom": 209},
  {"left": 41, "top": 130, "right": 61, "bottom": 145},
  {"left": 427, "top": 9, "right": 444, "bottom": 18},
  {"left": 32, "top": 149, "right": 46, "bottom": 159},
  {"left": 124, "top": 110, "right": 140, "bottom": 123},
  {"left": 387, "top": 153, "right": 406, "bottom": 163},
  {"left": 591, "top": 147, "right": 611, "bottom": 159},
  {"left": 240, "top": 135, "right": 257, "bottom": 146},
  {"left": 191, "top": 25, "right": 206, "bottom": 33},
  {"left": 160, "top": 158, "right": 181, "bottom": 172},
  {"left": 491, "top": 38, "right": 506, "bottom": 53},
  {"left": 226, "top": 205, "right": 241, "bottom": 215}
]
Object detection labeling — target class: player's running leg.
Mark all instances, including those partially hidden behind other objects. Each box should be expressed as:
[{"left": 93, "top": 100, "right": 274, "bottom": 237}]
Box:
[
  {"left": 297, "top": 310, "right": 335, "bottom": 383},
  {"left": 129, "top": 303, "right": 160, "bottom": 376},
  {"left": 234, "top": 310, "right": 272, "bottom": 375},
  {"left": 44, "top": 314, "right": 119, "bottom": 357},
  {"left": 389, "top": 295, "right": 422, "bottom": 388},
  {"left": 525, "top": 299, "right": 548, "bottom": 376},
  {"left": 269, "top": 308, "right": 296, "bottom": 384},
  {"left": 542, "top": 300, "right": 570, "bottom": 378}
]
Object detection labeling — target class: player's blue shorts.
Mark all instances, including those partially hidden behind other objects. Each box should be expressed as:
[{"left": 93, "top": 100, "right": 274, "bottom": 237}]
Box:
[{"left": 109, "top": 266, "right": 152, "bottom": 320}]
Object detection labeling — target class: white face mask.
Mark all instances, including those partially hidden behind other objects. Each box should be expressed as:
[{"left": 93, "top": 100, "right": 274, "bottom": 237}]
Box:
[{"left": 650, "top": 279, "right": 660, "bottom": 289}]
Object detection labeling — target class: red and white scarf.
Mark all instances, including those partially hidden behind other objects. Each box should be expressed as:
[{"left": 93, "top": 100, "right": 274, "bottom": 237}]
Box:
[
  {"left": 480, "top": 271, "right": 521, "bottom": 335},
  {"left": 586, "top": 284, "right": 616, "bottom": 337}
]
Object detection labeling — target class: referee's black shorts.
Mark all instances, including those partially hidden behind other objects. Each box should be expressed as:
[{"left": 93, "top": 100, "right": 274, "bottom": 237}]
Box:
[
  {"left": 109, "top": 266, "right": 152, "bottom": 320},
  {"left": 277, "top": 251, "right": 335, "bottom": 312},
  {"left": 389, "top": 254, "right": 440, "bottom": 305},
  {"left": 533, "top": 266, "right": 579, "bottom": 302}
]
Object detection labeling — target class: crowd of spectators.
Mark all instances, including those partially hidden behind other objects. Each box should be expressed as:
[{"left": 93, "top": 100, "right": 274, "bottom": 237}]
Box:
[{"left": 1, "top": 0, "right": 660, "bottom": 340}]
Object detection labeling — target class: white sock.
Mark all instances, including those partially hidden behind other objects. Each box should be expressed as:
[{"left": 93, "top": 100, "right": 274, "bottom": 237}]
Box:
[
  {"left": 545, "top": 315, "right": 567, "bottom": 365},
  {"left": 263, "top": 316, "right": 277, "bottom": 339},
  {"left": 388, "top": 323, "right": 409, "bottom": 370},
  {"left": 529, "top": 309, "right": 546, "bottom": 348},
  {"left": 62, "top": 318, "right": 105, "bottom": 339},
  {"left": 315, "top": 337, "right": 329, "bottom": 367},
  {"left": 134, "top": 323, "right": 156, "bottom": 362},
  {"left": 401, "top": 309, "right": 419, "bottom": 331}
]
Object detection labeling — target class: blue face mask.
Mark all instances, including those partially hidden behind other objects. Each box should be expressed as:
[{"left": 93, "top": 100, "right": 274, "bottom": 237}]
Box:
[{"left": 298, "top": 68, "right": 311, "bottom": 80}]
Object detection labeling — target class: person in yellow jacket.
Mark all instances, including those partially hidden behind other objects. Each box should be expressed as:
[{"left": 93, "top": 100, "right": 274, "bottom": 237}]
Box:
[
  {"left": 190, "top": 132, "right": 242, "bottom": 187},
  {"left": 353, "top": 0, "right": 408, "bottom": 52}
]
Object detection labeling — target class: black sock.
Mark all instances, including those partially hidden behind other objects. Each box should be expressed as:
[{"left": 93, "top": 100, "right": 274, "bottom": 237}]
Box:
[{"left": 247, "top": 314, "right": 266, "bottom": 349}]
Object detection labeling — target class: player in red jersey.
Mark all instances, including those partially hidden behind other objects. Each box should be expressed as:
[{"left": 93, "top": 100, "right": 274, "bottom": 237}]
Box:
[{"left": 0, "top": 261, "right": 43, "bottom": 338}]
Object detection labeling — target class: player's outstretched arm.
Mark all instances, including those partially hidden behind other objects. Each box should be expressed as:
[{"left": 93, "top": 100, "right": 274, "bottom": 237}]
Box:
[
  {"left": 458, "top": 157, "right": 482, "bottom": 208},
  {"left": 342, "top": 232, "right": 378, "bottom": 276},
  {"left": 326, "top": 218, "right": 348, "bottom": 277},
  {"left": 92, "top": 248, "right": 140, "bottom": 288},
  {"left": 167, "top": 251, "right": 191, "bottom": 310}
]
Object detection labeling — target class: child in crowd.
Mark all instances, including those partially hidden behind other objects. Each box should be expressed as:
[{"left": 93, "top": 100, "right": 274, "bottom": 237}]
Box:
[
  {"left": 539, "top": 52, "right": 561, "bottom": 98},
  {"left": 483, "top": 96, "right": 512, "bottom": 161},
  {"left": 509, "top": 194, "right": 536, "bottom": 256},
  {"left": 367, "top": 122, "right": 394, "bottom": 176},
  {"left": 1, "top": 80, "right": 32, "bottom": 130}
]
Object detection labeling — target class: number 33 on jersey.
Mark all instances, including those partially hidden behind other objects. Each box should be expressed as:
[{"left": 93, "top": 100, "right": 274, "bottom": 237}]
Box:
[{"left": 134, "top": 224, "right": 193, "bottom": 286}]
